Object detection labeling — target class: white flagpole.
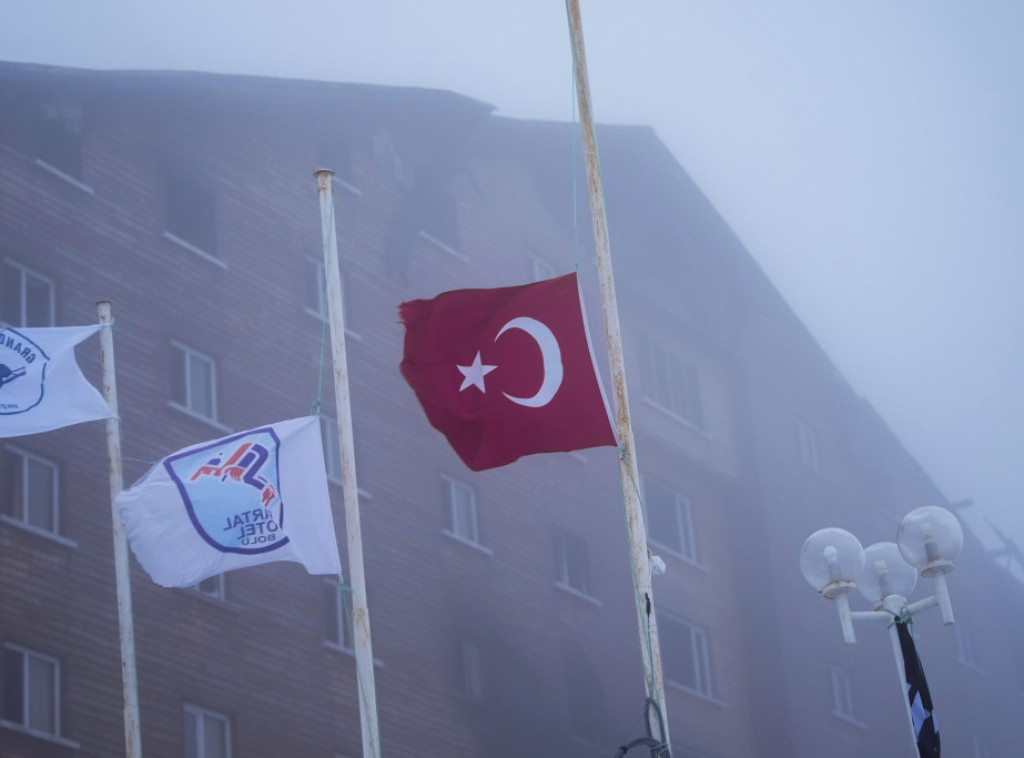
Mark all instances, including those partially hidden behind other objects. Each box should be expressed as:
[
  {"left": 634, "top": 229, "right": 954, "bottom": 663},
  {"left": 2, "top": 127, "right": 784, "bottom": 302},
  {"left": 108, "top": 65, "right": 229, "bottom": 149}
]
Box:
[
  {"left": 97, "top": 301, "right": 143, "bottom": 758},
  {"left": 314, "top": 170, "right": 381, "bottom": 758},
  {"left": 564, "top": 1, "right": 672, "bottom": 748}
]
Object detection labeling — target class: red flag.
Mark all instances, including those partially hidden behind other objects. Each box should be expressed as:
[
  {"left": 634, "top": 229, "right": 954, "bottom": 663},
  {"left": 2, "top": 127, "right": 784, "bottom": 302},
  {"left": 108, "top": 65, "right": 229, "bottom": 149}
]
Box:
[{"left": 399, "top": 272, "right": 617, "bottom": 471}]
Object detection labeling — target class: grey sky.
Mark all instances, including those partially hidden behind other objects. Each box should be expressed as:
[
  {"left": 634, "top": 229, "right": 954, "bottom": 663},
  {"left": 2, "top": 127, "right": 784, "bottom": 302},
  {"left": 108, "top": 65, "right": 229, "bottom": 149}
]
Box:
[{"left": 2, "top": 1, "right": 1021, "bottom": 555}]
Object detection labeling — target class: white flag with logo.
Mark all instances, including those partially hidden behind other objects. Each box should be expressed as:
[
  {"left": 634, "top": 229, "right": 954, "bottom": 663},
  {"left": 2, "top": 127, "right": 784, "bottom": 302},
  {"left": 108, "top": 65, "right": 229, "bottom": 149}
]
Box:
[
  {"left": 0, "top": 325, "right": 113, "bottom": 437},
  {"left": 117, "top": 415, "right": 342, "bottom": 587}
]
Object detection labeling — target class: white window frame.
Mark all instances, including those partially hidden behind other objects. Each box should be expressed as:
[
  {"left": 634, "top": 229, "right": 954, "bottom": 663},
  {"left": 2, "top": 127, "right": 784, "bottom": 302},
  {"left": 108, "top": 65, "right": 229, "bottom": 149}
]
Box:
[
  {"left": 660, "top": 614, "right": 713, "bottom": 699},
  {"left": 957, "top": 623, "right": 983, "bottom": 670},
  {"left": 642, "top": 476, "right": 697, "bottom": 565},
  {"left": 3, "top": 445, "right": 59, "bottom": 536},
  {"left": 325, "top": 581, "right": 354, "bottom": 652},
  {"left": 829, "top": 666, "right": 860, "bottom": 723},
  {"left": 796, "top": 418, "right": 820, "bottom": 471},
  {"left": 2, "top": 260, "right": 56, "bottom": 327},
  {"left": 171, "top": 342, "right": 219, "bottom": 422},
  {"left": 556, "top": 530, "right": 594, "bottom": 600},
  {"left": 193, "top": 574, "right": 226, "bottom": 601},
  {"left": 184, "top": 704, "right": 231, "bottom": 758},
  {"left": 639, "top": 338, "right": 704, "bottom": 430},
  {"left": 1, "top": 644, "right": 62, "bottom": 739},
  {"left": 442, "top": 476, "right": 479, "bottom": 546}
]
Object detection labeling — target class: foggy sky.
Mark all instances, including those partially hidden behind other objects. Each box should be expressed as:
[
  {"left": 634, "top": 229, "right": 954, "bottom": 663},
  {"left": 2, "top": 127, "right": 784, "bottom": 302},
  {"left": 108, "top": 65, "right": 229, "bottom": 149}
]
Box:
[{"left": 2, "top": 0, "right": 1021, "bottom": 556}]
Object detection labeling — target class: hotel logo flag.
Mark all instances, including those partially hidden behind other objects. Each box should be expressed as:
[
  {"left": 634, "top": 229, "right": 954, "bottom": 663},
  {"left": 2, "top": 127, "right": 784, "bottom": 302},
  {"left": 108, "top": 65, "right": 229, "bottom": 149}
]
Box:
[
  {"left": 0, "top": 325, "right": 114, "bottom": 437},
  {"left": 399, "top": 272, "right": 616, "bottom": 471},
  {"left": 897, "top": 619, "right": 941, "bottom": 758},
  {"left": 117, "top": 416, "right": 342, "bottom": 587}
]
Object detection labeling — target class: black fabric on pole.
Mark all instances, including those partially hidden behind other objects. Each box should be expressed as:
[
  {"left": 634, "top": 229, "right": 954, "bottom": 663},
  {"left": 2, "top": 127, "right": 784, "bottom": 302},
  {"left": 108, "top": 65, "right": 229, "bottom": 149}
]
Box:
[{"left": 896, "top": 619, "right": 941, "bottom": 758}]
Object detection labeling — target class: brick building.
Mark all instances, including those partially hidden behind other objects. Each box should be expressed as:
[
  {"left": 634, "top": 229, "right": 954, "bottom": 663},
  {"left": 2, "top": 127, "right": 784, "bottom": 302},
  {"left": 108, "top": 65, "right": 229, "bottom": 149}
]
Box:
[{"left": 0, "top": 61, "right": 1020, "bottom": 758}]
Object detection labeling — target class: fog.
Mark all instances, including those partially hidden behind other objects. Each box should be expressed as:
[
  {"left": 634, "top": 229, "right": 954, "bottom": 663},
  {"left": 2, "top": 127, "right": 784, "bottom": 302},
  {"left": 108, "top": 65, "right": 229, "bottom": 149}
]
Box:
[
  {"left": 2, "top": 2, "right": 1023, "bottom": 756},
  {"left": 3, "top": 0, "right": 1021, "bottom": 554}
]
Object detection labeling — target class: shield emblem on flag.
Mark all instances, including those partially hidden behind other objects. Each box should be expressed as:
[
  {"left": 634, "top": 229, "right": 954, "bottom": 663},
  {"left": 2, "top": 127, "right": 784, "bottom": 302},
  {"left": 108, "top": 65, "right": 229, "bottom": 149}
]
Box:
[
  {"left": 165, "top": 427, "right": 290, "bottom": 555},
  {"left": 0, "top": 328, "right": 49, "bottom": 416}
]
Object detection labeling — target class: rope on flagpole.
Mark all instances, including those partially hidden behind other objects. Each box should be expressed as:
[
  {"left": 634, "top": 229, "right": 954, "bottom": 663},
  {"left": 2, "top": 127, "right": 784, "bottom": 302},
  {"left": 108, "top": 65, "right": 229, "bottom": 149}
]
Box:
[{"left": 309, "top": 196, "right": 333, "bottom": 417}]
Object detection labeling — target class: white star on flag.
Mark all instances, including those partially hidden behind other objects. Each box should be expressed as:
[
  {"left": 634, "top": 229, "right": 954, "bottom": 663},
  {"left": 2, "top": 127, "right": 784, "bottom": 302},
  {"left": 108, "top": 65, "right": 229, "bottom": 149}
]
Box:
[{"left": 457, "top": 351, "right": 497, "bottom": 393}]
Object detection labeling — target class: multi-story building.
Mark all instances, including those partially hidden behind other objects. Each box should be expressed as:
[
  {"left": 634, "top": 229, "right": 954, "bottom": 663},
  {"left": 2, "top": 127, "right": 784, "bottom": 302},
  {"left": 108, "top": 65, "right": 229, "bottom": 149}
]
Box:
[{"left": 0, "top": 61, "right": 1019, "bottom": 758}]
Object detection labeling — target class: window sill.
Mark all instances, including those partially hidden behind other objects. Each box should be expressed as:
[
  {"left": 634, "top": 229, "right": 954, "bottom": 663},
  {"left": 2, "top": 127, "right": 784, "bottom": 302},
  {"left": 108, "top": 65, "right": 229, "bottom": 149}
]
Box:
[
  {"left": 303, "top": 309, "right": 363, "bottom": 342},
  {"left": 665, "top": 680, "right": 723, "bottom": 705},
  {"left": 167, "top": 401, "right": 232, "bottom": 434},
  {"left": 326, "top": 476, "right": 374, "bottom": 501},
  {"left": 418, "top": 230, "right": 468, "bottom": 263},
  {"left": 0, "top": 720, "right": 81, "bottom": 749},
  {"left": 0, "top": 515, "right": 78, "bottom": 549},
  {"left": 648, "top": 542, "right": 707, "bottom": 573},
  {"left": 331, "top": 176, "right": 364, "bottom": 198},
  {"left": 554, "top": 582, "right": 601, "bottom": 607},
  {"left": 322, "top": 640, "right": 383, "bottom": 667},
  {"left": 641, "top": 397, "right": 710, "bottom": 438},
  {"left": 832, "top": 712, "right": 866, "bottom": 728},
  {"left": 162, "top": 231, "right": 227, "bottom": 270},
  {"left": 442, "top": 529, "right": 494, "bottom": 556},
  {"left": 34, "top": 158, "right": 93, "bottom": 195}
]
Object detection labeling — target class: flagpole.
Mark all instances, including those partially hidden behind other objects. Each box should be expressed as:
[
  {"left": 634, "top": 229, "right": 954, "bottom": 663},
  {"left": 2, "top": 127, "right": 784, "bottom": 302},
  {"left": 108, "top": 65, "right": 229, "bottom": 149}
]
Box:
[
  {"left": 315, "top": 170, "right": 382, "bottom": 758},
  {"left": 97, "top": 301, "right": 143, "bottom": 758},
  {"left": 564, "top": 0, "right": 671, "bottom": 748}
]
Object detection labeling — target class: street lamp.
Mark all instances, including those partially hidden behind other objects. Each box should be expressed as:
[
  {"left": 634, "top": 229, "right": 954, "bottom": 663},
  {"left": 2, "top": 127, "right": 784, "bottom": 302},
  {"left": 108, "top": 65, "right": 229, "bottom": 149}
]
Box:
[{"left": 799, "top": 506, "right": 963, "bottom": 755}]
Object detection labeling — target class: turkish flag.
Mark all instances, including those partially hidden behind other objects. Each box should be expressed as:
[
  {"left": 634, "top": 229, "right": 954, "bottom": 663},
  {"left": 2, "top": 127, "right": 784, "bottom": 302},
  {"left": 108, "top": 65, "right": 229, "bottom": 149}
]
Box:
[{"left": 399, "top": 272, "right": 617, "bottom": 471}]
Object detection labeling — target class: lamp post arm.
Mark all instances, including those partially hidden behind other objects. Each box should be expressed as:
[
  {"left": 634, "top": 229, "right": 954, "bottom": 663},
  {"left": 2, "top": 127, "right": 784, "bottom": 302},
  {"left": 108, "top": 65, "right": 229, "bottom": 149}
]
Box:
[
  {"left": 933, "top": 572, "right": 955, "bottom": 624},
  {"left": 849, "top": 610, "right": 893, "bottom": 623},
  {"left": 905, "top": 594, "right": 939, "bottom": 617}
]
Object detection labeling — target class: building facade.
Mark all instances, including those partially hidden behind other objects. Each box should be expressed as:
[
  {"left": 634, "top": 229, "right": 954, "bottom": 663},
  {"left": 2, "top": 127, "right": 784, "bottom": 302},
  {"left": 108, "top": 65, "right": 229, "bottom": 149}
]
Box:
[{"left": 0, "top": 62, "right": 1019, "bottom": 758}]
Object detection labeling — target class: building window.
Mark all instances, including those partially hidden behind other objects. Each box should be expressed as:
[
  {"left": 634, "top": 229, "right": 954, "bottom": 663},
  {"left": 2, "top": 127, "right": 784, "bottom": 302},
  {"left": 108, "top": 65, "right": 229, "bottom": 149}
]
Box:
[
  {"left": 165, "top": 175, "right": 217, "bottom": 256},
  {"left": 193, "top": 574, "right": 225, "bottom": 601},
  {"left": 1, "top": 261, "right": 55, "bottom": 327},
  {"left": 796, "top": 419, "right": 820, "bottom": 471},
  {"left": 2, "top": 644, "right": 61, "bottom": 737},
  {"left": 957, "top": 623, "right": 982, "bottom": 670},
  {"left": 171, "top": 343, "right": 218, "bottom": 421},
  {"left": 325, "top": 581, "right": 354, "bottom": 651},
  {"left": 639, "top": 339, "right": 704, "bottom": 429},
  {"left": 973, "top": 734, "right": 991, "bottom": 758},
  {"left": 184, "top": 704, "right": 231, "bottom": 758},
  {"left": 1, "top": 446, "right": 59, "bottom": 534},
  {"left": 320, "top": 415, "right": 343, "bottom": 483},
  {"left": 567, "top": 652, "right": 608, "bottom": 744},
  {"left": 34, "top": 102, "right": 83, "bottom": 181},
  {"left": 829, "top": 666, "right": 857, "bottom": 722},
  {"left": 642, "top": 477, "right": 697, "bottom": 564},
  {"left": 660, "top": 615, "right": 713, "bottom": 698},
  {"left": 456, "top": 638, "right": 485, "bottom": 701},
  {"left": 305, "top": 258, "right": 327, "bottom": 320},
  {"left": 442, "top": 477, "right": 479, "bottom": 544},
  {"left": 556, "top": 530, "right": 591, "bottom": 597}
]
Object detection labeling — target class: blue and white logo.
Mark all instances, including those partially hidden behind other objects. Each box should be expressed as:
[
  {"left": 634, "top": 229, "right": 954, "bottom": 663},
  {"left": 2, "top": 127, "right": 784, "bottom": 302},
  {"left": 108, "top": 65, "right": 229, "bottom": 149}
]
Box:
[
  {"left": 0, "top": 328, "right": 49, "bottom": 416},
  {"left": 165, "top": 427, "right": 289, "bottom": 555}
]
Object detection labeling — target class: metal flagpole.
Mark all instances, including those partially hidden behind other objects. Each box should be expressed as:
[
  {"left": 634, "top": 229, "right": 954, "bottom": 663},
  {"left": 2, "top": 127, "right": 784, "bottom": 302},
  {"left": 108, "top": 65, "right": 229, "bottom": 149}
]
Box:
[
  {"left": 564, "top": 1, "right": 672, "bottom": 749},
  {"left": 97, "top": 301, "right": 143, "bottom": 758},
  {"left": 314, "top": 170, "right": 382, "bottom": 758}
]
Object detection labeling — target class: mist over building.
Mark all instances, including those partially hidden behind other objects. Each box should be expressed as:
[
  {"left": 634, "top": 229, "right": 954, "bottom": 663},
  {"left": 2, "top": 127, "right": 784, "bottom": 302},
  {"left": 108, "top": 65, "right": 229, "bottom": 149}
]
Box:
[{"left": 0, "top": 61, "right": 1021, "bottom": 758}]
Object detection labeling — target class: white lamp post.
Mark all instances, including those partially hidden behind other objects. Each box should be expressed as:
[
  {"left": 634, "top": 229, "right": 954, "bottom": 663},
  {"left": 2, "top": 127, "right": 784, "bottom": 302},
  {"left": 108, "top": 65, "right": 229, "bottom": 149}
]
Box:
[{"left": 799, "top": 506, "right": 963, "bottom": 755}]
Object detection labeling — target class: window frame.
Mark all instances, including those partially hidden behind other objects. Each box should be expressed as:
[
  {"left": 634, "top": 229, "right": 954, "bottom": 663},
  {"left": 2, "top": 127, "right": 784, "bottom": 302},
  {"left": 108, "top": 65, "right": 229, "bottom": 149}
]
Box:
[
  {"left": 455, "top": 637, "right": 485, "bottom": 702},
  {"left": 325, "top": 580, "right": 355, "bottom": 653},
  {"left": 1, "top": 643, "right": 63, "bottom": 740},
  {"left": 163, "top": 174, "right": 219, "bottom": 263},
  {"left": 442, "top": 476, "right": 480, "bottom": 546},
  {"left": 659, "top": 614, "right": 714, "bottom": 699},
  {"left": 829, "top": 666, "right": 860, "bottom": 724},
  {"left": 170, "top": 342, "right": 219, "bottom": 423},
  {"left": 795, "top": 418, "right": 821, "bottom": 472},
  {"left": 642, "top": 476, "right": 698, "bottom": 565},
  {"left": 1, "top": 260, "right": 56, "bottom": 328},
  {"left": 638, "top": 338, "right": 704, "bottom": 430},
  {"left": 183, "top": 703, "right": 231, "bottom": 758},
  {"left": 193, "top": 574, "right": 226, "bottom": 602},
  {"left": 555, "top": 530, "right": 594, "bottom": 600},
  {"left": 2, "top": 445, "right": 60, "bottom": 536}
]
